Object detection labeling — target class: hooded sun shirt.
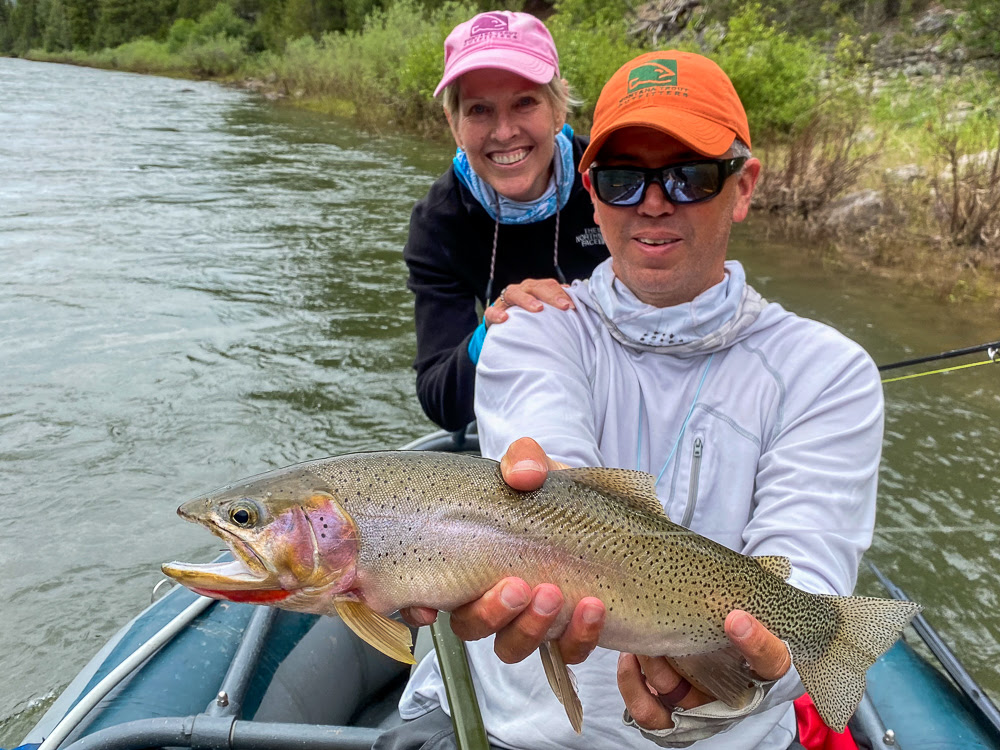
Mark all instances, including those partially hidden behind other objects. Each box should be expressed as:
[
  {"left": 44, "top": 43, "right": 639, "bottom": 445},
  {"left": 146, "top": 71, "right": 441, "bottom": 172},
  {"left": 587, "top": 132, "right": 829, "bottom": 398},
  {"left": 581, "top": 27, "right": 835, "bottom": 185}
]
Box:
[{"left": 400, "top": 257, "right": 885, "bottom": 750}]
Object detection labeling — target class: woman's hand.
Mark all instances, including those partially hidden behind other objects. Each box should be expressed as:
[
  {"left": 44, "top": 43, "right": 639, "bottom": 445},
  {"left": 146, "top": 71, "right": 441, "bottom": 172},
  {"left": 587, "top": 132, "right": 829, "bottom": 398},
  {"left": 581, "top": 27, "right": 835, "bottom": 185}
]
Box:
[{"left": 485, "top": 278, "right": 574, "bottom": 327}]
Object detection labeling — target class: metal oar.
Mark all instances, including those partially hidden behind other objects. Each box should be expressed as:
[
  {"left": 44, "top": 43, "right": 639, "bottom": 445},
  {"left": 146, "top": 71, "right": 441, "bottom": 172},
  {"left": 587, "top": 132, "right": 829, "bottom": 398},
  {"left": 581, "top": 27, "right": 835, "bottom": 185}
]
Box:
[{"left": 867, "top": 562, "right": 1000, "bottom": 739}]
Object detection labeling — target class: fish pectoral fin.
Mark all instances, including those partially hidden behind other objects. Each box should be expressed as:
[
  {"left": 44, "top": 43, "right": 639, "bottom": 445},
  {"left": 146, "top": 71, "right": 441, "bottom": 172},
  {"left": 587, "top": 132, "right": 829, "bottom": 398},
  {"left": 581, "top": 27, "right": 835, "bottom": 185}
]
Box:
[
  {"left": 668, "top": 647, "right": 758, "bottom": 709},
  {"left": 752, "top": 555, "right": 792, "bottom": 581},
  {"left": 335, "top": 599, "right": 416, "bottom": 665},
  {"left": 555, "top": 467, "right": 668, "bottom": 519},
  {"left": 538, "top": 642, "right": 583, "bottom": 734}
]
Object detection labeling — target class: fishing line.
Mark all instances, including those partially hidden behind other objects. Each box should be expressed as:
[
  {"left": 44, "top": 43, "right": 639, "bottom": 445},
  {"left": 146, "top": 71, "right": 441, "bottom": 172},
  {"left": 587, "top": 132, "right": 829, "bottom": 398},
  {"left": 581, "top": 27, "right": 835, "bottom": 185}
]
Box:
[{"left": 881, "top": 357, "right": 999, "bottom": 384}]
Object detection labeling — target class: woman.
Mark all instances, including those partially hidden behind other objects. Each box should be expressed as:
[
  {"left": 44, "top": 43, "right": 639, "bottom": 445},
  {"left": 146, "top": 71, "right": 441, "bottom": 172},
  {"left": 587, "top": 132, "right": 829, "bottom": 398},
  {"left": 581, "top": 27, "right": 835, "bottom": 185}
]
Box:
[{"left": 404, "top": 10, "right": 609, "bottom": 432}]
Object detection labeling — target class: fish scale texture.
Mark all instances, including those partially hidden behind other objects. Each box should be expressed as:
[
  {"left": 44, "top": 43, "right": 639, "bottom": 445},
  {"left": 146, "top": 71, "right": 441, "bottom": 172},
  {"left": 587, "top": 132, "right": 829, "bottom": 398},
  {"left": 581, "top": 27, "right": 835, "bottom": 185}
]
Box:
[{"left": 309, "top": 452, "right": 842, "bottom": 656}]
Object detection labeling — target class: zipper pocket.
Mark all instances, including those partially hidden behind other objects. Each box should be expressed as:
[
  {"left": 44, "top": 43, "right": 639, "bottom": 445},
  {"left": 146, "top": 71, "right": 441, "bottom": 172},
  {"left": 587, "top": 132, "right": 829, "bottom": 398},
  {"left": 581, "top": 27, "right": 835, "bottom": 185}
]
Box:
[{"left": 681, "top": 437, "right": 703, "bottom": 528}]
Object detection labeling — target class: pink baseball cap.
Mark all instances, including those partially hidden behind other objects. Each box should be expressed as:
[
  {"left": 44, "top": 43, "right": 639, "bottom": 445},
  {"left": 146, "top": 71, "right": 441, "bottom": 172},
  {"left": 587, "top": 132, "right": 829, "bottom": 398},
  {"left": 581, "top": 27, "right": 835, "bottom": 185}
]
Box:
[{"left": 433, "top": 11, "right": 559, "bottom": 97}]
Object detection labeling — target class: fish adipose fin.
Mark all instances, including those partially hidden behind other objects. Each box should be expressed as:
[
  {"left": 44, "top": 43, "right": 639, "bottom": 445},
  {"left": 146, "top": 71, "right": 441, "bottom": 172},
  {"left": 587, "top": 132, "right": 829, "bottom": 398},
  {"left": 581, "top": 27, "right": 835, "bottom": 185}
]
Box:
[
  {"left": 668, "top": 647, "right": 759, "bottom": 709},
  {"left": 335, "top": 598, "right": 416, "bottom": 665},
  {"left": 753, "top": 555, "right": 792, "bottom": 581},
  {"left": 790, "top": 595, "right": 920, "bottom": 733},
  {"left": 555, "top": 468, "right": 668, "bottom": 519},
  {"left": 538, "top": 641, "right": 584, "bottom": 733}
]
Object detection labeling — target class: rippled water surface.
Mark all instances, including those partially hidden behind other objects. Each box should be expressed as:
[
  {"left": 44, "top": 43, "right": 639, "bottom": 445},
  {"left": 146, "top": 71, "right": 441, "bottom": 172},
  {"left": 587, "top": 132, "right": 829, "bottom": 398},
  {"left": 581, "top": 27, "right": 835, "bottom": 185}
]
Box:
[{"left": 2, "top": 57, "right": 999, "bottom": 745}]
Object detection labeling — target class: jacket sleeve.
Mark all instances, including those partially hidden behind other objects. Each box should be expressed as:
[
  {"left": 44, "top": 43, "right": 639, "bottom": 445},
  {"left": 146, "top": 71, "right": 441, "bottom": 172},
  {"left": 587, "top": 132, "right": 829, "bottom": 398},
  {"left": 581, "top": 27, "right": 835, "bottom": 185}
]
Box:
[{"left": 404, "top": 194, "right": 481, "bottom": 432}]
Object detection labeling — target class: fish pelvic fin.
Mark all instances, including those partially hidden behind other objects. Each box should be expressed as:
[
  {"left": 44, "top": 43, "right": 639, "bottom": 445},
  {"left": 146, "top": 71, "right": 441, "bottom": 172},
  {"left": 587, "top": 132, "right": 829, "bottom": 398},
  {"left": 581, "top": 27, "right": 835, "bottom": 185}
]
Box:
[
  {"left": 791, "top": 595, "right": 921, "bottom": 732},
  {"left": 753, "top": 555, "right": 792, "bottom": 581},
  {"left": 554, "top": 467, "right": 667, "bottom": 519},
  {"left": 668, "top": 647, "right": 758, "bottom": 710},
  {"left": 538, "top": 641, "right": 583, "bottom": 734},
  {"left": 334, "top": 598, "right": 416, "bottom": 665}
]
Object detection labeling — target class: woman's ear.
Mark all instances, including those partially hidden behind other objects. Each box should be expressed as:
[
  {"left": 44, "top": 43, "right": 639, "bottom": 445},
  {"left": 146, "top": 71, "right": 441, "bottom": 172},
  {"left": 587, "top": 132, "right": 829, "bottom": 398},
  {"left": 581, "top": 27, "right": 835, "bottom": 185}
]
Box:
[{"left": 445, "top": 106, "right": 463, "bottom": 151}]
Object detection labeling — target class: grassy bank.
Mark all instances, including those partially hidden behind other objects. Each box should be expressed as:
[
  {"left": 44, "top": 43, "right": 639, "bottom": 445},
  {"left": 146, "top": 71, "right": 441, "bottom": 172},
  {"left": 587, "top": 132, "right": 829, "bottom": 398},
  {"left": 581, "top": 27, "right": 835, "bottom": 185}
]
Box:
[{"left": 23, "top": 1, "right": 1000, "bottom": 306}]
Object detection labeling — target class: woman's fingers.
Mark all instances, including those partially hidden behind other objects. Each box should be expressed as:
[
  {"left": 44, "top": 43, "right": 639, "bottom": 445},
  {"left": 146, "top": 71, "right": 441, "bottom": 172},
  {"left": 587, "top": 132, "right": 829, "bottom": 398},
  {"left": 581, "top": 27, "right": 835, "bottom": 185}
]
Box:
[{"left": 484, "top": 278, "right": 574, "bottom": 326}]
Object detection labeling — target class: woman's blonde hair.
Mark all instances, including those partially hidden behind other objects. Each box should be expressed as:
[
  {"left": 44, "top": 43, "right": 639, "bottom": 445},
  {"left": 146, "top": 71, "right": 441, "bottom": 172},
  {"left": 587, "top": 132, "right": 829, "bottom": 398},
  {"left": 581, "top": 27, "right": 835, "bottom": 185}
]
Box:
[{"left": 442, "top": 75, "right": 579, "bottom": 124}]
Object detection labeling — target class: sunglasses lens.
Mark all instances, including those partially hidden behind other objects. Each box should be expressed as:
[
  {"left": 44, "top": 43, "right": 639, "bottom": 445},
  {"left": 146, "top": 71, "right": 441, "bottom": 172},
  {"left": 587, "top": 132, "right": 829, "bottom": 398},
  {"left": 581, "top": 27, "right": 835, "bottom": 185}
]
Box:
[
  {"left": 593, "top": 159, "right": 741, "bottom": 206},
  {"left": 594, "top": 169, "right": 646, "bottom": 206},
  {"left": 664, "top": 163, "right": 722, "bottom": 203}
]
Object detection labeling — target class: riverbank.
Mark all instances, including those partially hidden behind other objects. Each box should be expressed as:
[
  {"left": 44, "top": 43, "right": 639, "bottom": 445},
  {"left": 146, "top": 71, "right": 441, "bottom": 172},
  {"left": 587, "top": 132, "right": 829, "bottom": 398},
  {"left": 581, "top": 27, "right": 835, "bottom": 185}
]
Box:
[{"left": 17, "top": 1, "right": 1000, "bottom": 307}]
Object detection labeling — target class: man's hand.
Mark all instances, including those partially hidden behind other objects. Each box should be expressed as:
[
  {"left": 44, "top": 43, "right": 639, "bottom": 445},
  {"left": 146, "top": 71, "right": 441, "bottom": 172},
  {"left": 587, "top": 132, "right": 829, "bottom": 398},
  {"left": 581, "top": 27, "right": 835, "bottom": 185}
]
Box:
[
  {"left": 617, "top": 611, "right": 792, "bottom": 731},
  {"left": 400, "top": 438, "right": 607, "bottom": 666},
  {"left": 484, "top": 278, "right": 574, "bottom": 328}
]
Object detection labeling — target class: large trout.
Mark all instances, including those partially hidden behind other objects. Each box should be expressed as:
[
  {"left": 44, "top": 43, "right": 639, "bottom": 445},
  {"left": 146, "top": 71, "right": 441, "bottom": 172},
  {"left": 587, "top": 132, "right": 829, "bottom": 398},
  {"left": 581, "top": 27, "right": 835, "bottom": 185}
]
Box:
[{"left": 162, "top": 451, "right": 919, "bottom": 733}]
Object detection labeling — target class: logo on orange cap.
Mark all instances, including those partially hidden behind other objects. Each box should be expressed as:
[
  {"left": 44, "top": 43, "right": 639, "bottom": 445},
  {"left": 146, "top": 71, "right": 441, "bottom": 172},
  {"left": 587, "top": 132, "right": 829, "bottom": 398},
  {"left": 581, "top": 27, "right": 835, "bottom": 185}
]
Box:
[{"left": 627, "top": 59, "right": 677, "bottom": 92}]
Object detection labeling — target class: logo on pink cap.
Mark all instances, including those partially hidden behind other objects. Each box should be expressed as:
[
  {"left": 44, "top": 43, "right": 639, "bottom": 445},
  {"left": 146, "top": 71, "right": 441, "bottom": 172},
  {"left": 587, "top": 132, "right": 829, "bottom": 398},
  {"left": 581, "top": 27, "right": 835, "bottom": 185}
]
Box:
[{"left": 469, "top": 12, "right": 509, "bottom": 37}]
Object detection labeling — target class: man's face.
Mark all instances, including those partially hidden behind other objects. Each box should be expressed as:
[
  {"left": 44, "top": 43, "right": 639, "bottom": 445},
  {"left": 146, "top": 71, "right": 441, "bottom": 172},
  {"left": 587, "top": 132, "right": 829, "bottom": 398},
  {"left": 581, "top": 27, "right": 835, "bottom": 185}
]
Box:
[{"left": 583, "top": 126, "right": 760, "bottom": 308}]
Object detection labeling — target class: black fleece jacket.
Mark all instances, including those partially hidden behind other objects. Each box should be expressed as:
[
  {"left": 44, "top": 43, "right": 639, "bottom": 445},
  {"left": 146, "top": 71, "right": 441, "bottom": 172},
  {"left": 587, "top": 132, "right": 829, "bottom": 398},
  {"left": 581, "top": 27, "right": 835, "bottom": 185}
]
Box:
[{"left": 404, "top": 135, "right": 609, "bottom": 431}]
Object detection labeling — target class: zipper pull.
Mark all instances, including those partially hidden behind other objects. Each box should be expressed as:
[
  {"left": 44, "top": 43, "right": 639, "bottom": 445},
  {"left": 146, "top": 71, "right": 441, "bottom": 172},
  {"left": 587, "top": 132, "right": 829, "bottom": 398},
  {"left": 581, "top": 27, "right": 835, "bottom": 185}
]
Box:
[{"left": 693, "top": 437, "right": 703, "bottom": 457}]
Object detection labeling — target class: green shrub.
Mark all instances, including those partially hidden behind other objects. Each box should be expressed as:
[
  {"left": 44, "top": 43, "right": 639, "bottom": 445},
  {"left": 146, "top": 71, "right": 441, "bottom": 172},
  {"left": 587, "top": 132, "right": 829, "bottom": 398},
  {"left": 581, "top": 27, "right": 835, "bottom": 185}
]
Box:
[
  {"left": 548, "top": 14, "right": 645, "bottom": 125},
  {"left": 182, "top": 32, "right": 245, "bottom": 75},
  {"left": 712, "top": 3, "right": 823, "bottom": 140},
  {"left": 192, "top": 2, "right": 249, "bottom": 42},
  {"left": 105, "top": 37, "right": 183, "bottom": 72},
  {"left": 956, "top": 0, "right": 1000, "bottom": 58},
  {"left": 167, "top": 17, "right": 196, "bottom": 52}
]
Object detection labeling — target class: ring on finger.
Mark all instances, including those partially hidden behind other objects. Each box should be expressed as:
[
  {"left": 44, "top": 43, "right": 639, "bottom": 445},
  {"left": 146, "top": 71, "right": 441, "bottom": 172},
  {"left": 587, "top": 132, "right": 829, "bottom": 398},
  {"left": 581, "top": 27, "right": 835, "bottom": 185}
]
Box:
[
  {"left": 656, "top": 678, "right": 691, "bottom": 708},
  {"left": 499, "top": 286, "right": 509, "bottom": 306}
]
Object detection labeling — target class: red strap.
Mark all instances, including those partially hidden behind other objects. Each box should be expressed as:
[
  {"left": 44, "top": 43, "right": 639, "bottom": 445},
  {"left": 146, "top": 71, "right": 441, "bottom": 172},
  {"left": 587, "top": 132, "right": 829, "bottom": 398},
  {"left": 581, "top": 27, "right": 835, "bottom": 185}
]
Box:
[{"left": 793, "top": 694, "right": 859, "bottom": 750}]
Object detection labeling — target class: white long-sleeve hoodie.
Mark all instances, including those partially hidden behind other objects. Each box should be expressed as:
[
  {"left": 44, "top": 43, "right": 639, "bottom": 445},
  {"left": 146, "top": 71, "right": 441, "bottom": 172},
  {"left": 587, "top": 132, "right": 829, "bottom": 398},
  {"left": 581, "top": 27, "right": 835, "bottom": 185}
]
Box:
[{"left": 399, "top": 259, "right": 884, "bottom": 750}]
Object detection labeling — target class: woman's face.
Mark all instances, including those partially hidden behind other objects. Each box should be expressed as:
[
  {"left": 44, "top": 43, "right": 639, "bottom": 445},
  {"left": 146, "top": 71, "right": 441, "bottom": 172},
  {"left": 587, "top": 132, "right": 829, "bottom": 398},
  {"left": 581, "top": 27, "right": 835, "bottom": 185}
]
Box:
[{"left": 447, "top": 69, "right": 565, "bottom": 203}]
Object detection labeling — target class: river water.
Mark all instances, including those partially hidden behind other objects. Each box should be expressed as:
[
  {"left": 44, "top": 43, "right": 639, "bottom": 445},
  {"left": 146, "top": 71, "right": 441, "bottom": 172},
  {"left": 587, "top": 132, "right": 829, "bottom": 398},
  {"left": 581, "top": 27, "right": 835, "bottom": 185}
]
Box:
[{"left": 2, "top": 57, "right": 999, "bottom": 745}]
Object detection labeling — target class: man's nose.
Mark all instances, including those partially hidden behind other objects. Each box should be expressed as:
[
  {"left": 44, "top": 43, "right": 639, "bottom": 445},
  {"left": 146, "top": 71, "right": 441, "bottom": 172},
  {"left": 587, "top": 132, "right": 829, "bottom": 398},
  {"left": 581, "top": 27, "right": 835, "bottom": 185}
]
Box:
[{"left": 638, "top": 179, "right": 676, "bottom": 216}]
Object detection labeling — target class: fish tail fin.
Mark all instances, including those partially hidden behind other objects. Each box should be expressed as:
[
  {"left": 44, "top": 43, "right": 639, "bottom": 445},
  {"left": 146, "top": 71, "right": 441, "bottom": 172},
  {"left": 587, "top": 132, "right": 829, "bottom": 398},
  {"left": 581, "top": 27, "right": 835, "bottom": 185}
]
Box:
[{"left": 789, "top": 595, "right": 921, "bottom": 732}]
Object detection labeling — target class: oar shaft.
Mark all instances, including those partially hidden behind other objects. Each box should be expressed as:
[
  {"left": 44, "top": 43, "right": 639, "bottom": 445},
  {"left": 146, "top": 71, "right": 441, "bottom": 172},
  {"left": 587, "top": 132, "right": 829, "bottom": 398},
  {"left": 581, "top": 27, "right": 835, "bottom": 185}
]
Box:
[{"left": 878, "top": 340, "right": 1000, "bottom": 372}]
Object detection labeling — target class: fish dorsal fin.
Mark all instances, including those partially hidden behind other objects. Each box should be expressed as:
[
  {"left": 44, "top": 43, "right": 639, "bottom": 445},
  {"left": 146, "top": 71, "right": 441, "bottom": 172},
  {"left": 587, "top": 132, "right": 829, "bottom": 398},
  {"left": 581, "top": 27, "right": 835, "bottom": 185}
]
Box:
[
  {"left": 538, "top": 641, "right": 584, "bottom": 733},
  {"left": 335, "top": 598, "right": 416, "bottom": 665},
  {"left": 555, "top": 467, "right": 668, "bottom": 519},
  {"left": 753, "top": 555, "right": 792, "bottom": 581},
  {"left": 667, "top": 646, "right": 759, "bottom": 709}
]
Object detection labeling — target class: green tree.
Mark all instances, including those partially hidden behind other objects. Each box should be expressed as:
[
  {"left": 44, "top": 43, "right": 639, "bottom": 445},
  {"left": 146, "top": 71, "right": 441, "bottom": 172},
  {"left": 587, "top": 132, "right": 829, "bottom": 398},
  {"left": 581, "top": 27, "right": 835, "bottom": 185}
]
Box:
[
  {"left": 94, "top": 0, "right": 168, "bottom": 46},
  {"left": 43, "top": 0, "right": 73, "bottom": 49},
  {"left": 10, "top": 0, "right": 42, "bottom": 54},
  {"left": 0, "top": 0, "right": 13, "bottom": 53},
  {"left": 64, "top": 0, "right": 100, "bottom": 48}
]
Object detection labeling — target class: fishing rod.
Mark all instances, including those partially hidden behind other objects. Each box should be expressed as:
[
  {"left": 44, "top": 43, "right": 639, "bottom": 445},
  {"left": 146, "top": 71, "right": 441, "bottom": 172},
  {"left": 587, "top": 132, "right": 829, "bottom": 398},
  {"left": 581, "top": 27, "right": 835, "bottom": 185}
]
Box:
[
  {"left": 878, "top": 339, "right": 1000, "bottom": 372},
  {"left": 867, "top": 562, "right": 1000, "bottom": 739}
]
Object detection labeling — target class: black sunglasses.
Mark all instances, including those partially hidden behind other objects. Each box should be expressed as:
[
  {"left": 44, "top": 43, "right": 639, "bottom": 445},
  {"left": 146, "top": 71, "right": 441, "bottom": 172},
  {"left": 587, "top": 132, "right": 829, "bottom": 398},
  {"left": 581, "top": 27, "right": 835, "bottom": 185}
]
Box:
[{"left": 589, "top": 157, "right": 748, "bottom": 207}]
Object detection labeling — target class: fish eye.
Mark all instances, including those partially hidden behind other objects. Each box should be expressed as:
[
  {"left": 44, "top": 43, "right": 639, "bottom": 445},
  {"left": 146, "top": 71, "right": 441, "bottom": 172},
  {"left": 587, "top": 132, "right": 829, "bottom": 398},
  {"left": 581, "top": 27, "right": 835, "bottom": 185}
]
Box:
[{"left": 229, "top": 503, "right": 257, "bottom": 528}]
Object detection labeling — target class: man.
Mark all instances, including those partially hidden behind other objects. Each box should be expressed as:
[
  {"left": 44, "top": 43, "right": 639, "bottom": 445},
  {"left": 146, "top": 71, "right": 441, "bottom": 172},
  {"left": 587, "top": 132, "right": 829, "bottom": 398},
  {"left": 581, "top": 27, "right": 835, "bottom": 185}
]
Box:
[{"left": 392, "top": 50, "right": 883, "bottom": 750}]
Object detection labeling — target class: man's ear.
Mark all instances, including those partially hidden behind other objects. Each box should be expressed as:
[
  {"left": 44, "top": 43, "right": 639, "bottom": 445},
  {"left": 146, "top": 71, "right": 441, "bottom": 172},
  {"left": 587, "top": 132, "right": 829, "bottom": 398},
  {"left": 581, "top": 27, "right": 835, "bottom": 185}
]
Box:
[
  {"left": 732, "top": 158, "right": 761, "bottom": 223},
  {"left": 581, "top": 170, "right": 601, "bottom": 225}
]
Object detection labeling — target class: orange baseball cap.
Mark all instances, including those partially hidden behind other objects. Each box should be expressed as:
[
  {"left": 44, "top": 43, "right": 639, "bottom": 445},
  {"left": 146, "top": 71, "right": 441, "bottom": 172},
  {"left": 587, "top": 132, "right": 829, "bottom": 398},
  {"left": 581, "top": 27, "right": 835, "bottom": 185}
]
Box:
[{"left": 579, "top": 50, "right": 751, "bottom": 172}]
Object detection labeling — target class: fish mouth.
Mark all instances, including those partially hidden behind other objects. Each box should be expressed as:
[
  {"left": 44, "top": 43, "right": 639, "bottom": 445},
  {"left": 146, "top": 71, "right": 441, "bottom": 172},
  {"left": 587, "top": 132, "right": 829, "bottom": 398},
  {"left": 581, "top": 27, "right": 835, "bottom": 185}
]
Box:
[
  {"left": 162, "top": 503, "right": 287, "bottom": 602},
  {"left": 161, "top": 556, "right": 272, "bottom": 590}
]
